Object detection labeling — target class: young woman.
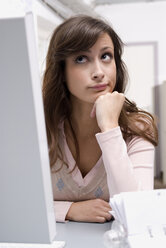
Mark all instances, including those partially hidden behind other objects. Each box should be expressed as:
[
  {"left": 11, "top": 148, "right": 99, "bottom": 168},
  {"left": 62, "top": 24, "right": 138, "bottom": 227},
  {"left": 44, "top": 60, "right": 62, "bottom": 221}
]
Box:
[{"left": 42, "top": 15, "right": 158, "bottom": 223}]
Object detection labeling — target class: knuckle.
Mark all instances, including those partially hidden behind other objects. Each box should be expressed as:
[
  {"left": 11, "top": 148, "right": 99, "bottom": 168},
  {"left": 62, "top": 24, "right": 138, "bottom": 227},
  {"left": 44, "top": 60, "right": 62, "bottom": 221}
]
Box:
[
  {"left": 120, "top": 93, "right": 125, "bottom": 97},
  {"left": 97, "top": 95, "right": 104, "bottom": 101},
  {"left": 96, "top": 198, "right": 103, "bottom": 205},
  {"left": 100, "top": 217, "right": 106, "bottom": 223},
  {"left": 106, "top": 92, "right": 111, "bottom": 96},
  {"left": 107, "top": 213, "right": 112, "bottom": 220}
]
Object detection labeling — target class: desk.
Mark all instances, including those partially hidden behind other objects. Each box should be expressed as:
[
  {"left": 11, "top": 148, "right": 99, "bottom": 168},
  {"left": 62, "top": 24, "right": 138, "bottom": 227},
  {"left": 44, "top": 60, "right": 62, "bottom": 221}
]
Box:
[{"left": 56, "top": 221, "right": 112, "bottom": 248}]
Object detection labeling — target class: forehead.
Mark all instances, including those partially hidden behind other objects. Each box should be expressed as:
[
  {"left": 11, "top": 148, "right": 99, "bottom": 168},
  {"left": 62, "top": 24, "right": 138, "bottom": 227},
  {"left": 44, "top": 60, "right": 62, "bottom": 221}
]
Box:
[{"left": 92, "top": 33, "right": 114, "bottom": 49}]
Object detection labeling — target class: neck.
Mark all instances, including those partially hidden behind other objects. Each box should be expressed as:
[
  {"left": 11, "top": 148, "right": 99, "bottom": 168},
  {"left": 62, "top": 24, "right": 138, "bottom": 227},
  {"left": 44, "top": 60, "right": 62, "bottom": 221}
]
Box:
[{"left": 66, "top": 98, "right": 100, "bottom": 138}]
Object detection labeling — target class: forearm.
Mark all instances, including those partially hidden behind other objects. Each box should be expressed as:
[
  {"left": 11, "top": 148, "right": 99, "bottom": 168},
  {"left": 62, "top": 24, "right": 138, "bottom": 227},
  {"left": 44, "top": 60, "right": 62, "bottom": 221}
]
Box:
[
  {"left": 54, "top": 201, "right": 73, "bottom": 222},
  {"left": 96, "top": 127, "right": 154, "bottom": 196}
]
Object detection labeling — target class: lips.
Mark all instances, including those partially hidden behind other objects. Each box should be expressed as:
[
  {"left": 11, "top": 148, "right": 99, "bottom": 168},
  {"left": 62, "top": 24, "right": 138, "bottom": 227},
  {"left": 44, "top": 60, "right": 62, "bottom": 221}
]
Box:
[{"left": 90, "top": 83, "right": 108, "bottom": 91}]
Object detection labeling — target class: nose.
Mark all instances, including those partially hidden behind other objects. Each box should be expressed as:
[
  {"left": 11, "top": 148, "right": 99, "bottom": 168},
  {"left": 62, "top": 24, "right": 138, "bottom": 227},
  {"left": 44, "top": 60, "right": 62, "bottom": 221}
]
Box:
[{"left": 91, "top": 61, "right": 104, "bottom": 81}]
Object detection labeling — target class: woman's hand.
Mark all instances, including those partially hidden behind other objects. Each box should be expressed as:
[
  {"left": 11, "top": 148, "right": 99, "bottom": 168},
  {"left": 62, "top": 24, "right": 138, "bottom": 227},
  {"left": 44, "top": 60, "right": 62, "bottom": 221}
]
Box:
[
  {"left": 90, "top": 91, "right": 125, "bottom": 132},
  {"left": 66, "top": 199, "right": 112, "bottom": 223}
]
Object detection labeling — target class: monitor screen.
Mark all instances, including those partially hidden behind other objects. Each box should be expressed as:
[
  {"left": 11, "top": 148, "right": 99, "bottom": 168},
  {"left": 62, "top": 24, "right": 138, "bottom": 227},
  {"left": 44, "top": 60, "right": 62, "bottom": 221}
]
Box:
[{"left": 0, "top": 13, "right": 56, "bottom": 243}]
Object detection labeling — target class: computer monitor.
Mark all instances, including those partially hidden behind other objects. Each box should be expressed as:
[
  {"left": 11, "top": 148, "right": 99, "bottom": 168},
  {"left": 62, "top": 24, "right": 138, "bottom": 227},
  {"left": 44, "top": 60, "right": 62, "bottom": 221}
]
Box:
[{"left": 0, "top": 13, "right": 56, "bottom": 243}]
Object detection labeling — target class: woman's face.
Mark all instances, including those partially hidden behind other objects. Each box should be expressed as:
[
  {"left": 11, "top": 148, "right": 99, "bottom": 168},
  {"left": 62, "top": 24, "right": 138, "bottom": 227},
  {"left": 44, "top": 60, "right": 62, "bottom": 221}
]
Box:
[{"left": 65, "top": 32, "right": 116, "bottom": 104}]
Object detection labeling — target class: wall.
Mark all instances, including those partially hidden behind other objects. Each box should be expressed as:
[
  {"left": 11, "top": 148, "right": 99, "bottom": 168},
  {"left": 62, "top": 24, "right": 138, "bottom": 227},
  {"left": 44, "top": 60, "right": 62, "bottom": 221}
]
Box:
[{"left": 0, "top": 0, "right": 63, "bottom": 75}]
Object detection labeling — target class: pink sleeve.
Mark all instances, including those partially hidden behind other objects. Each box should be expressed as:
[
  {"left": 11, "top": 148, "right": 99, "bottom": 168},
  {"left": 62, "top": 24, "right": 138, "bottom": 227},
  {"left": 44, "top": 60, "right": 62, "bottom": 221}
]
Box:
[
  {"left": 95, "top": 126, "right": 154, "bottom": 196},
  {"left": 53, "top": 201, "right": 73, "bottom": 222}
]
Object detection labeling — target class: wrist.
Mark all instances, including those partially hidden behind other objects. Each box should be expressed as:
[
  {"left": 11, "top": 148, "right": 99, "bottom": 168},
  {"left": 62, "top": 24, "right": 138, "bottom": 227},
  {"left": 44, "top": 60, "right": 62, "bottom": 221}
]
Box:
[
  {"left": 66, "top": 202, "right": 75, "bottom": 221},
  {"left": 100, "top": 123, "right": 119, "bottom": 132}
]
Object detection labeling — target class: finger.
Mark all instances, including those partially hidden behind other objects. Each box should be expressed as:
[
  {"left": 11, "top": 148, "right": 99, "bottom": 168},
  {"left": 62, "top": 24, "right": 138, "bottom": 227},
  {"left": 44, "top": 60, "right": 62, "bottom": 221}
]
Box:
[
  {"left": 105, "top": 213, "right": 112, "bottom": 221},
  {"left": 97, "top": 211, "right": 112, "bottom": 222},
  {"left": 90, "top": 104, "right": 96, "bottom": 118},
  {"left": 104, "top": 207, "right": 112, "bottom": 213},
  {"left": 101, "top": 200, "right": 112, "bottom": 209},
  {"left": 96, "top": 216, "right": 106, "bottom": 223},
  {"left": 99, "top": 210, "right": 112, "bottom": 221},
  {"left": 97, "top": 200, "right": 112, "bottom": 211}
]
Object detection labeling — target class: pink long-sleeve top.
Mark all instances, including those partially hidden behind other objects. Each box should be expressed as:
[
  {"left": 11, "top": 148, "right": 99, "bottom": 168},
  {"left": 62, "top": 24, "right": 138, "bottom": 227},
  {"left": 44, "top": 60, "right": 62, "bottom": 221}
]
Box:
[{"left": 51, "top": 124, "right": 154, "bottom": 222}]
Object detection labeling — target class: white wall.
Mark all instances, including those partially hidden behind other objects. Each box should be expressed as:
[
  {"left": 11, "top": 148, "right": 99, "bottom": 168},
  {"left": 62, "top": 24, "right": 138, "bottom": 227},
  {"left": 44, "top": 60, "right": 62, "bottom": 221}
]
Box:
[
  {"left": 32, "top": 1, "right": 63, "bottom": 77},
  {"left": 95, "top": 1, "right": 166, "bottom": 85},
  {"left": 0, "top": 0, "right": 63, "bottom": 76},
  {"left": 123, "top": 43, "right": 155, "bottom": 112},
  {"left": 0, "top": 0, "right": 62, "bottom": 24}
]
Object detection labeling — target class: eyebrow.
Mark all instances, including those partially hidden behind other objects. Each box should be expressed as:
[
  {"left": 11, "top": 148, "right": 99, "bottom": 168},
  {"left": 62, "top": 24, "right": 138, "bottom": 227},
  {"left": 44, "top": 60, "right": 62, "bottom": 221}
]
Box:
[{"left": 85, "top": 46, "right": 114, "bottom": 53}]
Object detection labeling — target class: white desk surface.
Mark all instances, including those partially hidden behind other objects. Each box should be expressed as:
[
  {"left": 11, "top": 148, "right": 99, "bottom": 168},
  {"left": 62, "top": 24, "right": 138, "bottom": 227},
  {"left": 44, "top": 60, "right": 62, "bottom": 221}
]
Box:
[{"left": 56, "top": 221, "right": 112, "bottom": 248}]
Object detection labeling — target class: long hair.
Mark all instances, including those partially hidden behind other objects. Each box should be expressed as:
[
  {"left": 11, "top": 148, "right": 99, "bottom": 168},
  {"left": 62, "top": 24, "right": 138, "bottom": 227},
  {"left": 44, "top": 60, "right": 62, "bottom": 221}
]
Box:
[{"left": 42, "top": 15, "right": 158, "bottom": 170}]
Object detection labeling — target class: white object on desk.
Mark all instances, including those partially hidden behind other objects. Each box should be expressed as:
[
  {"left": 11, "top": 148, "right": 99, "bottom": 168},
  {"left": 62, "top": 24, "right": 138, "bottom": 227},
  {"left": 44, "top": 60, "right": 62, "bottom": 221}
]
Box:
[
  {"left": 128, "top": 234, "right": 166, "bottom": 248},
  {"left": 110, "top": 189, "right": 166, "bottom": 237},
  {"left": 110, "top": 190, "right": 166, "bottom": 247}
]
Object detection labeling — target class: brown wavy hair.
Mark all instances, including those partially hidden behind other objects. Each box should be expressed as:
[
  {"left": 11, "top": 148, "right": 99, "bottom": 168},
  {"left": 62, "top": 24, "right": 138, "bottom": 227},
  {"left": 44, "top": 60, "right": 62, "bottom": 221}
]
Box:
[{"left": 42, "top": 15, "right": 158, "bottom": 170}]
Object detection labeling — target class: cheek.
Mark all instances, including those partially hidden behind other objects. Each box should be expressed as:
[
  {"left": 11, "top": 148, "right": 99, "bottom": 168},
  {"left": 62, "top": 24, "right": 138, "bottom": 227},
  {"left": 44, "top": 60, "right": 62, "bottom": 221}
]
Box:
[
  {"left": 113, "top": 63, "right": 117, "bottom": 79},
  {"left": 65, "top": 68, "right": 83, "bottom": 94},
  {"left": 108, "top": 64, "right": 116, "bottom": 81},
  {"left": 108, "top": 64, "right": 117, "bottom": 91},
  {"left": 66, "top": 66, "right": 86, "bottom": 86},
  {"left": 66, "top": 66, "right": 80, "bottom": 82},
  {"left": 65, "top": 66, "right": 75, "bottom": 87}
]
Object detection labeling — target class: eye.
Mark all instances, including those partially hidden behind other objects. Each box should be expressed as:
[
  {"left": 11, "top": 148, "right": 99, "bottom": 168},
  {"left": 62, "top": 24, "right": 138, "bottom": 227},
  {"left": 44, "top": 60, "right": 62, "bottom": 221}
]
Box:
[
  {"left": 101, "top": 53, "right": 113, "bottom": 62},
  {"left": 75, "top": 55, "right": 87, "bottom": 64}
]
